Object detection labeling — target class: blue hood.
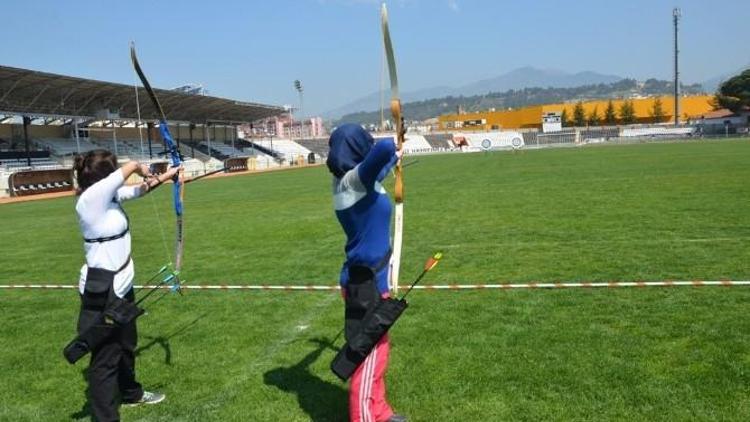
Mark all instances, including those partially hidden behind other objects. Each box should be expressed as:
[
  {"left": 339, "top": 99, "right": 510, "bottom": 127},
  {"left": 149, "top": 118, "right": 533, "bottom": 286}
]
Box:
[{"left": 326, "top": 124, "right": 374, "bottom": 178}]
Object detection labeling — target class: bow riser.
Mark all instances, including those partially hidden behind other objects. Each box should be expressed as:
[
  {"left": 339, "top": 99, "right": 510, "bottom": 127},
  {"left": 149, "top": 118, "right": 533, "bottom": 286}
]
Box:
[{"left": 391, "top": 99, "right": 404, "bottom": 202}]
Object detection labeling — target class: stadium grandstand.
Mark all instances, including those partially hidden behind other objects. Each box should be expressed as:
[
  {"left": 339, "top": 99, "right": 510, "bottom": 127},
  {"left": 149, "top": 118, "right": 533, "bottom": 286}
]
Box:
[
  {"left": 251, "top": 138, "right": 313, "bottom": 163},
  {"left": 0, "top": 64, "right": 294, "bottom": 198},
  {"left": 424, "top": 133, "right": 453, "bottom": 149},
  {"left": 294, "top": 138, "right": 329, "bottom": 158},
  {"left": 400, "top": 134, "right": 433, "bottom": 153}
]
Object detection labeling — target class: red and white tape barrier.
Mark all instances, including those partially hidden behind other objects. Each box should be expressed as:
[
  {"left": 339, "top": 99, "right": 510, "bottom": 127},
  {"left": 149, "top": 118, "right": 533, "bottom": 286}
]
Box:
[{"left": 2, "top": 280, "right": 750, "bottom": 290}]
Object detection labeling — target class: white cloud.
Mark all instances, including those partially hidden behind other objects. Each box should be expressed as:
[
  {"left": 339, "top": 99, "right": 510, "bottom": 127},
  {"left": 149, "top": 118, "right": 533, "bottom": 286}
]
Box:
[{"left": 447, "top": 0, "right": 459, "bottom": 12}]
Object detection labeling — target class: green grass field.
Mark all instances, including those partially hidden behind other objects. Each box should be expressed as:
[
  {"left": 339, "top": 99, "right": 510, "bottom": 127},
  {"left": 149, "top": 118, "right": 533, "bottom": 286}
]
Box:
[{"left": 1, "top": 140, "right": 749, "bottom": 421}]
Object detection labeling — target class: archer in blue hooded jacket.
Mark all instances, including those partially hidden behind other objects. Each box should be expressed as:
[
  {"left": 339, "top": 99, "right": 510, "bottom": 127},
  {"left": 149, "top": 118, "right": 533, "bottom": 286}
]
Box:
[{"left": 327, "top": 124, "right": 399, "bottom": 295}]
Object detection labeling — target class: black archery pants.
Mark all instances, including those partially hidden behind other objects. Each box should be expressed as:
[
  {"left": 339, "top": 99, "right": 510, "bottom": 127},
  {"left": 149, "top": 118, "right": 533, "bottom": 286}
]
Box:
[{"left": 78, "top": 289, "right": 143, "bottom": 422}]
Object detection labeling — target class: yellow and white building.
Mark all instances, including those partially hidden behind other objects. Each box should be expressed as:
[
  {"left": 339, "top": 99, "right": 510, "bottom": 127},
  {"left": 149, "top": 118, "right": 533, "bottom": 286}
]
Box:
[{"left": 438, "top": 95, "right": 715, "bottom": 131}]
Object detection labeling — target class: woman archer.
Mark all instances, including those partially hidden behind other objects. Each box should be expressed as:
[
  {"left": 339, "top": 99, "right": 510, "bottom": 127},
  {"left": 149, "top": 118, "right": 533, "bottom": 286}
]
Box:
[
  {"left": 72, "top": 149, "right": 177, "bottom": 421},
  {"left": 327, "top": 124, "right": 406, "bottom": 422}
]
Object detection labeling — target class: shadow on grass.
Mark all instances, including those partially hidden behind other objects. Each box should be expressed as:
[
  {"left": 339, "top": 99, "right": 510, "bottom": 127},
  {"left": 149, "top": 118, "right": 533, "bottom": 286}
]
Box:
[
  {"left": 70, "top": 368, "right": 90, "bottom": 420},
  {"left": 264, "top": 337, "right": 348, "bottom": 422},
  {"left": 70, "top": 314, "right": 205, "bottom": 420},
  {"left": 135, "top": 313, "right": 206, "bottom": 365}
]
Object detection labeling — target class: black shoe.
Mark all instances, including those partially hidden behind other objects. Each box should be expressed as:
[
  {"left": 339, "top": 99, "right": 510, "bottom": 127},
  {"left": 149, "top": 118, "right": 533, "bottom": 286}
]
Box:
[{"left": 388, "top": 415, "right": 407, "bottom": 422}]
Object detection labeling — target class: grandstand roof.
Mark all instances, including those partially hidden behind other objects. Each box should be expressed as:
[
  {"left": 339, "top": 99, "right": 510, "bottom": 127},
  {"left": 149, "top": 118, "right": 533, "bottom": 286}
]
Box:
[{"left": 0, "top": 65, "right": 284, "bottom": 124}]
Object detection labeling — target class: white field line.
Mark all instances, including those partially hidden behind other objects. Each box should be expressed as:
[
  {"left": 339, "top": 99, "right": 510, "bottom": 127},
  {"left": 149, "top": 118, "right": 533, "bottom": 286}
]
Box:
[{"left": 2, "top": 281, "right": 750, "bottom": 290}]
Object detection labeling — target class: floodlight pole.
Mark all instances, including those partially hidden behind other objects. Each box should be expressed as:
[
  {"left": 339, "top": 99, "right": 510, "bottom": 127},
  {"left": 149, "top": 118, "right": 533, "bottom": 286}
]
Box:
[
  {"left": 673, "top": 8, "right": 681, "bottom": 127},
  {"left": 295, "top": 80, "right": 304, "bottom": 120},
  {"left": 294, "top": 80, "right": 304, "bottom": 139}
]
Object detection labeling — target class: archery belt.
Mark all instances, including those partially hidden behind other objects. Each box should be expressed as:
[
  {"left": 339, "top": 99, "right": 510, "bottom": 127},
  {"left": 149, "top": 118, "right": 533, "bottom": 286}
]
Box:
[
  {"left": 331, "top": 253, "right": 407, "bottom": 381},
  {"left": 63, "top": 257, "right": 144, "bottom": 364}
]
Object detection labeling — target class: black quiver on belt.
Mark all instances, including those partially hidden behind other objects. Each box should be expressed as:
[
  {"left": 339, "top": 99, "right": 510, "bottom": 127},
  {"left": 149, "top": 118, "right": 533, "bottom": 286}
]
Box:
[
  {"left": 63, "top": 264, "right": 143, "bottom": 364},
  {"left": 331, "top": 297, "right": 407, "bottom": 381},
  {"left": 331, "top": 262, "right": 407, "bottom": 381}
]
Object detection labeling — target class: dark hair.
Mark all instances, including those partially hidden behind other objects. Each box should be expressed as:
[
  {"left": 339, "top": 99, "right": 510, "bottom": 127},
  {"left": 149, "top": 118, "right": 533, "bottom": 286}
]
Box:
[{"left": 73, "top": 149, "right": 118, "bottom": 192}]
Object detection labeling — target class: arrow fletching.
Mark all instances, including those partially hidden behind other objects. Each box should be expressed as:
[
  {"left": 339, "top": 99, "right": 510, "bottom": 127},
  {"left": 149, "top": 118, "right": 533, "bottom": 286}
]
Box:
[
  {"left": 401, "top": 252, "right": 444, "bottom": 300},
  {"left": 424, "top": 252, "right": 443, "bottom": 272}
]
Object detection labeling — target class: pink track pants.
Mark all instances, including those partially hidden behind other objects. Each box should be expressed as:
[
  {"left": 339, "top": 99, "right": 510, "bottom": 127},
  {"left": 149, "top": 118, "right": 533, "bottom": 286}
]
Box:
[{"left": 349, "top": 333, "right": 394, "bottom": 422}]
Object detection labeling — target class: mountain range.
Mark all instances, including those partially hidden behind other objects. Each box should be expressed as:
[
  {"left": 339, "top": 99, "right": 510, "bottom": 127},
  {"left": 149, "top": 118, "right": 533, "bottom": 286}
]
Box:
[
  {"left": 701, "top": 64, "right": 750, "bottom": 93},
  {"left": 324, "top": 67, "right": 622, "bottom": 119},
  {"left": 323, "top": 65, "right": 740, "bottom": 120}
]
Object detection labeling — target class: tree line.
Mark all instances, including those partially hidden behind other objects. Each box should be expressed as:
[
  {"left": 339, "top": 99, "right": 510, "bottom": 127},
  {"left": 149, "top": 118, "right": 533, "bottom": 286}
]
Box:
[
  {"left": 563, "top": 98, "right": 667, "bottom": 127},
  {"left": 713, "top": 69, "right": 750, "bottom": 113}
]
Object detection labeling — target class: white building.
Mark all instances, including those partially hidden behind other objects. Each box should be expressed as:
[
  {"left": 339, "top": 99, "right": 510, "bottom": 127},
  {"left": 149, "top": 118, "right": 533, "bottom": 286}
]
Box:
[
  {"left": 689, "top": 108, "right": 750, "bottom": 126},
  {"left": 241, "top": 114, "right": 326, "bottom": 139}
]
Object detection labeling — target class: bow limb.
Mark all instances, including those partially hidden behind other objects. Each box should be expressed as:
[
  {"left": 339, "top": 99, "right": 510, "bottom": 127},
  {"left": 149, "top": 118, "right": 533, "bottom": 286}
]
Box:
[
  {"left": 382, "top": 3, "right": 405, "bottom": 295},
  {"left": 130, "top": 44, "right": 185, "bottom": 281}
]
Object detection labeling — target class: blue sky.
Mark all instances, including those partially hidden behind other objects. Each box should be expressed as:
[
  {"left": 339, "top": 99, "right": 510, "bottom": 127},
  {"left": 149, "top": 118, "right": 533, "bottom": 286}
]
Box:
[{"left": 2, "top": 0, "right": 748, "bottom": 115}]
